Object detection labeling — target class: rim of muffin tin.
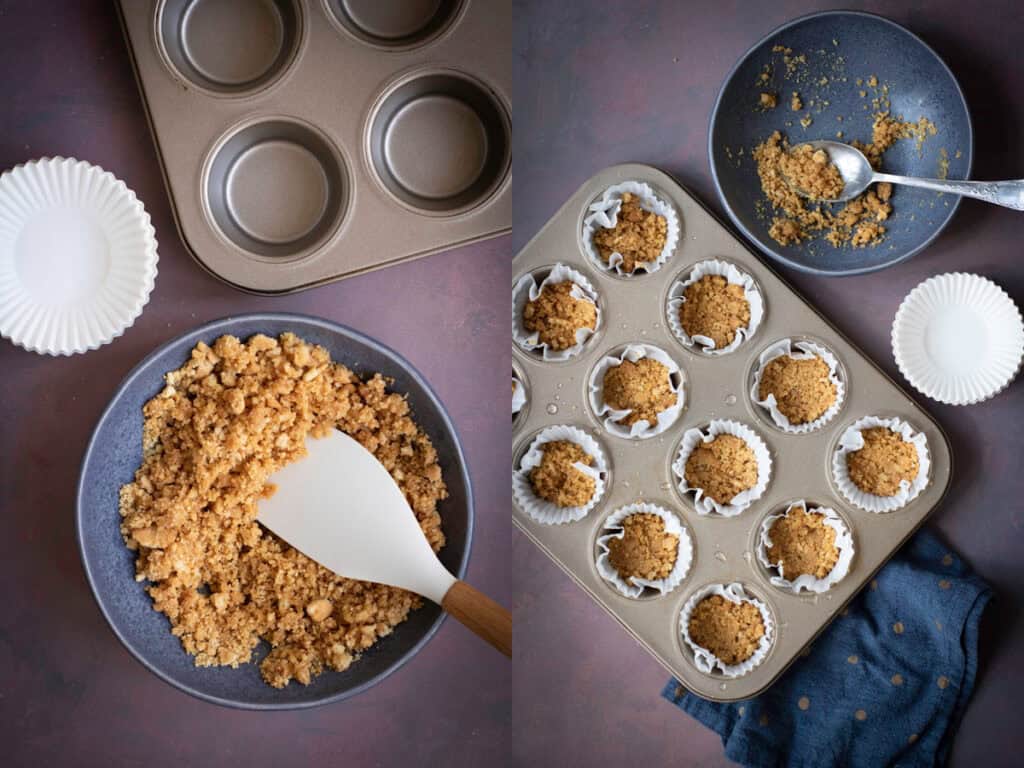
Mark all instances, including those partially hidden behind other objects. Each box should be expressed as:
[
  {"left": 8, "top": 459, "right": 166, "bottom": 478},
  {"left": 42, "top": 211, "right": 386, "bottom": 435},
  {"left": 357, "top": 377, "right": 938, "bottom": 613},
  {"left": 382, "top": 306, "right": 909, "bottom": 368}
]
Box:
[
  {"left": 512, "top": 263, "right": 606, "bottom": 364},
  {"left": 512, "top": 359, "right": 531, "bottom": 431},
  {"left": 322, "top": 0, "right": 466, "bottom": 51}
]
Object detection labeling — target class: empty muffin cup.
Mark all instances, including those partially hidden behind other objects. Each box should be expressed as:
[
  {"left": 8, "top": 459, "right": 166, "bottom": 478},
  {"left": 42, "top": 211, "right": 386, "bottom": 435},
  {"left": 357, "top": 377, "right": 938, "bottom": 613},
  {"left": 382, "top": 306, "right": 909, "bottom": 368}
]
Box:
[
  {"left": 325, "top": 0, "right": 462, "bottom": 49},
  {"left": 366, "top": 69, "right": 510, "bottom": 215},
  {"left": 157, "top": 0, "right": 301, "bottom": 96},
  {"left": 204, "top": 118, "right": 349, "bottom": 259}
]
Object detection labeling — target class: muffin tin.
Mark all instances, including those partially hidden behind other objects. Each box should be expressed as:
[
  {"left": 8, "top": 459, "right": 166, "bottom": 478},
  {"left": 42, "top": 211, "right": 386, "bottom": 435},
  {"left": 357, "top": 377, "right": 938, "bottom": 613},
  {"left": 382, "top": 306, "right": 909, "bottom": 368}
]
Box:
[
  {"left": 116, "top": 0, "right": 510, "bottom": 294},
  {"left": 512, "top": 163, "right": 952, "bottom": 702}
]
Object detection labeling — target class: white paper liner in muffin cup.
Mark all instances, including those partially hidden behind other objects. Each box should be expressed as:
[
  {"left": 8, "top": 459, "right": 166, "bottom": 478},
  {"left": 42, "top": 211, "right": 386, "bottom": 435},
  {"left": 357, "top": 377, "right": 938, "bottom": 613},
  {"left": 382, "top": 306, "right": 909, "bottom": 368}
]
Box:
[
  {"left": 671, "top": 419, "right": 772, "bottom": 517},
  {"left": 595, "top": 502, "right": 694, "bottom": 598},
  {"left": 680, "top": 582, "right": 774, "bottom": 678},
  {"left": 512, "top": 425, "right": 609, "bottom": 525},
  {"left": 892, "top": 272, "right": 1024, "bottom": 406},
  {"left": 667, "top": 259, "right": 765, "bottom": 355},
  {"left": 513, "top": 263, "right": 600, "bottom": 360},
  {"left": 831, "top": 415, "right": 931, "bottom": 513},
  {"left": 581, "top": 181, "right": 680, "bottom": 276},
  {"left": 756, "top": 501, "right": 854, "bottom": 594},
  {"left": 512, "top": 372, "right": 527, "bottom": 416},
  {"left": 0, "top": 157, "right": 158, "bottom": 355},
  {"left": 588, "top": 344, "right": 685, "bottom": 439},
  {"left": 750, "top": 339, "right": 845, "bottom": 433}
]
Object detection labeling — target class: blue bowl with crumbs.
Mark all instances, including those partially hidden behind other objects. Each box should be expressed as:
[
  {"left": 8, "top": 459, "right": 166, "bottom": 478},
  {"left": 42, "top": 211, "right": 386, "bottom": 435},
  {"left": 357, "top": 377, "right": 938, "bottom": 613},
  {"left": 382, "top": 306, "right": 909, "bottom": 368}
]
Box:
[
  {"left": 710, "top": 10, "right": 973, "bottom": 275},
  {"left": 76, "top": 313, "right": 472, "bottom": 710}
]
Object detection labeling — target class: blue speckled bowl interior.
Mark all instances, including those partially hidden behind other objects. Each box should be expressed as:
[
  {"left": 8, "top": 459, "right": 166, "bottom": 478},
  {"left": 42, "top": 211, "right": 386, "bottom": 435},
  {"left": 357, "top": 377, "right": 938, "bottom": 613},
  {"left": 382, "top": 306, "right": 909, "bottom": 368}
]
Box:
[
  {"left": 76, "top": 314, "right": 472, "bottom": 710},
  {"left": 710, "top": 11, "right": 973, "bottom": 275}
]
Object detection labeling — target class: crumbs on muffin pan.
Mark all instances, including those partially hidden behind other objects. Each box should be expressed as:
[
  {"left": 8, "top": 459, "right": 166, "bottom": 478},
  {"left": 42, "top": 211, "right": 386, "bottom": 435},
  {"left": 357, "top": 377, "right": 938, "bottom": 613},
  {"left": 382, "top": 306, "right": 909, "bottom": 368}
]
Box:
[
  {"left": 529, "top": 440, "right": 596, "bottom": 508},
  {"left": 602, "top": 357, "right": 677, "bottom": 427},
  {"left": 846, "top": 426, "right": 920, "bottom": 497},
  {"left": 607, "top": 513, "right": 678, "bottom": 584},
  {"left": 688, "top": 595, "right": 765, "bottom": 666},
  {"left": 679, "top": 275, "right": 751, "bottom": 349},
  {"left": 592, "top": 192, "right": 668, "bottom": 273},
  {"left": 522, "top": 280, "right": 597, "bottom": 350},
  {"left": 684, "top": 434, "right": 758, "bottom": 505}
]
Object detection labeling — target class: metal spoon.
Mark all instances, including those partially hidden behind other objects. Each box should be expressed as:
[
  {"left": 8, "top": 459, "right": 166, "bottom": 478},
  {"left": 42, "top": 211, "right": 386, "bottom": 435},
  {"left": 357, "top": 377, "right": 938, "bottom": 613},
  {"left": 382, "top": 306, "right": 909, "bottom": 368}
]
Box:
[{"left": 788, "top": 140, "right": 1024, "bottom": 209}]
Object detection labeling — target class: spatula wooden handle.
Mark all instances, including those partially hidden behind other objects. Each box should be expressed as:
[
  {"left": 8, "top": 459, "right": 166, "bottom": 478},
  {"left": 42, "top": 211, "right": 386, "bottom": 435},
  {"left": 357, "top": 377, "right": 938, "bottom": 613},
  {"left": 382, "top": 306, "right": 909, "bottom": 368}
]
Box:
[{"left": 441, "top": 580, "right": 512, "bottom": 657}]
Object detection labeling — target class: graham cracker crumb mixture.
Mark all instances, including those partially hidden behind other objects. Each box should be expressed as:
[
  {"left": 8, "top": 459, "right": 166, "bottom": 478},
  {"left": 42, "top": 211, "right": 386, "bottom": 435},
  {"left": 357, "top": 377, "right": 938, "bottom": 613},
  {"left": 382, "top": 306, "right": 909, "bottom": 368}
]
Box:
[
  {"left": 790, "top": 92, "right": 803, "bottom": 112},
  {"left": 523, "top": 281, "right": 597, "bottom": 350},
  {"left": 602, "top": 358, "right": 677, "bottom": 427},
  {"left": 529, "top": 440, "right": 596, "bottom": 508},
  {"left": 760, "top": 92, "right": 778, "bottom": 110},
  {"left": 688, "top": 595, "right": 765, "bottom": 665},
  {"left": 847, "top": 427, "right": 920, "bottom": 497},
  {"left": 684, "top": 434, "right": 758, "bottom": 505},
  {"left": 777, "top": 143, "right": 845, "bottom": 201},
  {"left": 757, "top": 353, "right": 836, "bottom": 425},
  {"left": 118, "top": 333, "right": 446, "bottom": 688},
  {"left": 607, "top": 513, "right": 678, "bottom": 583},
  {"left": 766, "top": 506, "right": 839, "bottom": 580},
  {"left": 680, "top": 275, "right": 751, "bottom": 349},
  {"left": 592, "top": 192, "right": 667, "bottom": 273}
]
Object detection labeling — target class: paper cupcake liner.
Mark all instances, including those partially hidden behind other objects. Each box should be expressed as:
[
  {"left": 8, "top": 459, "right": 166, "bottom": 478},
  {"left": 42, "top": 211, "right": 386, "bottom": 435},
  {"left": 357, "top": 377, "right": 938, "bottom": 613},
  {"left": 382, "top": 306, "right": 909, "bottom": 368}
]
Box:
[
  {"left": 679, "top": 582, "right": 774, "bottom": 678},
  {"left": 0, "top": 157, "right": 158, "bottom": 355},
  {"left": 581, "top": 181, "right": 680, "bottom": 276},
  {"left": 831, "top": 415, "right": 931, "bottom": 513},
  {"left": 756, "top": 501, "right": 854, "bottom": 594},
  {"left": 513, "top": 263, "right": 601, "bottom": 361},
  {"left": 512, "top": 371, "right": 527, "bottom": 416},
  {"left": 595, "top": 502, "right": 694, "bottom": 599},
  {"left": 750, "top": 339, "right": 845, "bottom": 433},
  {"left": 672, "top": 419, "right": 772, "bottom": 517},
  {"left": 512, "top": 425, "right": 609, "bottom": 525},
  {"left": 667, "top": 259, "right": 765, "bottom": 355},
  {"left": 588, "top": 344, "right": 685, "bottom": 439},
  {"left": 892, "top": 272, "right": 1024, "bottom": 406}
]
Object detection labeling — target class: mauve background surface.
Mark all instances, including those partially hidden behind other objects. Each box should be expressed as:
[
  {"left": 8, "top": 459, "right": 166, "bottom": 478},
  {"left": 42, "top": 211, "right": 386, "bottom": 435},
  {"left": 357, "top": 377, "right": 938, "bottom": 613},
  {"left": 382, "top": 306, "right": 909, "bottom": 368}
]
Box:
[
  {"left": 0, "top": 2, "right": 510, "bottom": 767},
  {"left": 513, "top": 0, "right": 1022, "bottom": 766}
]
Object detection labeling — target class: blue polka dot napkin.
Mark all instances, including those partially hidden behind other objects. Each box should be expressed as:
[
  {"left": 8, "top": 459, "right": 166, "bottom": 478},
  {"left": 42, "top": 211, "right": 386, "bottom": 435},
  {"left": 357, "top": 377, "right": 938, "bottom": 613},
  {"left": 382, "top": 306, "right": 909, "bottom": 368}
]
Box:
[{"left": 662, "top": 528, "right": 991, "bottom": 768}]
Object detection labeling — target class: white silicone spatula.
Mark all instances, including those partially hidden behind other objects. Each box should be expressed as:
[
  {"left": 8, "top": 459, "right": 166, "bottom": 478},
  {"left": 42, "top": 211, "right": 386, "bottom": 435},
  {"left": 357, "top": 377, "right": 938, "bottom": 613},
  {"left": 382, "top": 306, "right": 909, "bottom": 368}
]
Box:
[{"left": 256, "top": 430, "right": 511, "bottom": 657}]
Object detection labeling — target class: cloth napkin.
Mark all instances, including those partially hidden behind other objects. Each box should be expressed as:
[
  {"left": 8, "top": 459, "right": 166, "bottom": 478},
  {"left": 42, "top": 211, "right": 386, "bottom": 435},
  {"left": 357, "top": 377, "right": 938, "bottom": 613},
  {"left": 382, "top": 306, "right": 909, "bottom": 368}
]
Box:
[{"left": 662, "top": 528, "right": 991, "bottom": 768}]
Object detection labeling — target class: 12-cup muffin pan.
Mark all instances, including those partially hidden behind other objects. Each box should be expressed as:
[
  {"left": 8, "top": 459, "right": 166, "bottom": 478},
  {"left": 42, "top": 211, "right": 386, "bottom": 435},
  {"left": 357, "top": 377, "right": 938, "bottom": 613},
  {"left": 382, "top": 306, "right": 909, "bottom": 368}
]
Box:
[
  {"left": 512, "top": 163, "right": 952, "bottom": 702},
  {"left": 116, "top": 0, "right": 510, "bottom": 294}
]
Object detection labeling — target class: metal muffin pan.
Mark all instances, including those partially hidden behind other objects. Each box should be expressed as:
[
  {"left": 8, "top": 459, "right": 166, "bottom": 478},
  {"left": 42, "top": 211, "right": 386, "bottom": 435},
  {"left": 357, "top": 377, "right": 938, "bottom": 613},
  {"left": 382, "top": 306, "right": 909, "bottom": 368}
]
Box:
[
  {"left": 512, "top": 163, "right": 952, "bottom": 702},
  {"left": 117, "top": 0, "right": 510, "bottom": 293}
]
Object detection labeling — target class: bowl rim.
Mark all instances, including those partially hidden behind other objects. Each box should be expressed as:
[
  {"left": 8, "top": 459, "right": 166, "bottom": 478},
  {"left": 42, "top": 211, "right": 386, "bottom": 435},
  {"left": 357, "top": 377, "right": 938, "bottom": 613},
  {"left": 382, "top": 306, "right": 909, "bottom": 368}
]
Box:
[
  {"left": 708, "top": 9, "right": 975, "bottom": 276},
  {"left": 75, "top": 312, "right": 474, "bottom": 710}
]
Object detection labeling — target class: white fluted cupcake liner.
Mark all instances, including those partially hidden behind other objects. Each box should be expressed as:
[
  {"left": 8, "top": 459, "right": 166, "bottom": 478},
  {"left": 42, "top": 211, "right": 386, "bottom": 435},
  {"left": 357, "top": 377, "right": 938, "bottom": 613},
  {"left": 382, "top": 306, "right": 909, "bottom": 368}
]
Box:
[
  {"left": 892, "top": 273, "right": 1024, "bottom": 405},
  {"left": 588, "top": 344, "right": 685, "bottom": 439},
  {"left": 667, "top": 259, "right": 764, "bottom": 355},
  {"left": 595, "top": 503, "right": 693, "bottom": 598},
  {"left": 680, "top": 582, "right": 774, "bottom": 678},
  {"left": 756, "top": 501, "right": 854, "bottom": 594},
  {"left": 832, "top": 416, "right": 931, "bottom": 513},
  {"left": 581, "top": 181, "right": 680, "bottom": 276},
  {"left": 513, "top": 263, "right": 600, "bottom": 360},
  {"left": 750, "top": 339, "right": 845, "bottom": 433},
  {"left": 672, "top": 419, "right": 772, "bottom": 517},
  {"left": 0, "top": 157, "right": 158, "bottom": 355},
  {"left": 512, "top": 425, "right": 609, "bottom": 525},
  {"left": 512, "top": 371, "right": 527, "bottom": 416}
]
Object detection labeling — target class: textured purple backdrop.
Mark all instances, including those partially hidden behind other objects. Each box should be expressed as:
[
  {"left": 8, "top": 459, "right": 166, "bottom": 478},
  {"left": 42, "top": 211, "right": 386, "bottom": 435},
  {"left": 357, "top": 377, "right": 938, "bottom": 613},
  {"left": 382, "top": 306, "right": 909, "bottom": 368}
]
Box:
[
  {"left": 513, "top": 0, "right": 1022, "bottom": 766},
  {"left": 0, "top": 2, "right": 510, "bottom": 766}
]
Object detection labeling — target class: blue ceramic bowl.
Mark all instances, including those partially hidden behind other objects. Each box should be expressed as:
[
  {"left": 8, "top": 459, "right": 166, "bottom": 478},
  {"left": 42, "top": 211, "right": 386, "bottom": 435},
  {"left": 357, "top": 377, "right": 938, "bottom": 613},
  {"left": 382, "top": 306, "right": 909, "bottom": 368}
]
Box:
[
  {"left": 710, "top": 10, "right": 973, "bottom": 275},
  {"left": 76, "top": 314, "right": 472, "bottom": 709}
]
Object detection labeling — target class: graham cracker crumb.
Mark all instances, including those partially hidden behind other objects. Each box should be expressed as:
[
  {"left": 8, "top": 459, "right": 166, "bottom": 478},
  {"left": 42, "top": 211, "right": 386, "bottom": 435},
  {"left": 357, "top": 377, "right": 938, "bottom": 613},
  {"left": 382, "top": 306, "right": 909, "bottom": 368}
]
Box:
[
  {"left": 778, "top": 143, "right": 844, "bottom": 201},
  {"left": 766, "top": 506, "right": 840, "bottom": 580},
  {"left": 688, "top": 595, "right": 765, "bottom": 665},
  {"left": 847, "top": 427, "right": 919, "bottom": 497},
  {"left": 592, "top": 192, "right": 667, "bottom": 273},
  {"left": 607, "top": 513, "right": 678, "bottom": 583},
  {"left": 790, "top": 92, "right": 803, "bottom": 111},
  {"left": 679, "top": 275, "right": 751, "bottom": 349},
  {"left": 757, "top": 353, "right": 837, "bottom": 424},
  {"left": 684, "top": 434, "right": 758, "bottom": 505},
  {"left": 760, "top": 92, "right": 778, "bottom": 109},
  {"left": 603, "top": 358, "right": 676, "bottom": 427},
  {"left": 529, "top": 440, "right": 596, "bottom": 508},
  {"left": 522, "top": 281, "right": 597, "bottom": 350}
]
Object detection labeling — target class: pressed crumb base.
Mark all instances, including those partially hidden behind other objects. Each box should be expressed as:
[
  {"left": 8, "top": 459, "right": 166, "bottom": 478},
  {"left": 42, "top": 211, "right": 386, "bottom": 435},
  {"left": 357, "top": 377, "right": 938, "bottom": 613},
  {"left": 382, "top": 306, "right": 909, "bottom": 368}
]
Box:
[
  {"left": 602, "top": 357, "right": 677, "bottom": 427},
  {"left": 529, "top": 440, "right": 596, "bottom": 508},
  {"left": 766, "top": 506, "right": 840, "bottom": 580},
  {"left": 118, "top": 333, "right": 447, "bottom": 689},
  {"left": 684, "top": 434, "right": 758, "bottom": 505},
  {"left": 688, "top": 594, "right": 765, "bottom": 666},
  {"left": 777, "top": 143, "right": 845, "bottom": 201},
  {"left": 592, "top": 192, "right": 668, "bottom": 273},
  {"left": 607, "top": 513, "right": 679, "bottom": 584},
  {"left": 847, "top": 426, "right": 920, "bottom": 497},
  {"left": 523, "top": 281, "right": 597, "bottom": 351},
  {"left": 757, "top": 353, "right": 837, "bottom": 425},
  {"left": 679, "top": 275, "right": 751, "bottom": 350}
]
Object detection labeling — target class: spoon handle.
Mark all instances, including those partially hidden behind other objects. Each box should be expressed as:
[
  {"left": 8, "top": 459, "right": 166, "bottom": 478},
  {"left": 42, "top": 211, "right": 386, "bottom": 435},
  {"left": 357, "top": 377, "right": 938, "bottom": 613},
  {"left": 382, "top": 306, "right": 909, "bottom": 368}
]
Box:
[
  {"left": 442, "top": 580, "right": 512, "bottom": 657},
  {"left": 873, "top": 172, "right": 1024, "bottom": 210}
]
